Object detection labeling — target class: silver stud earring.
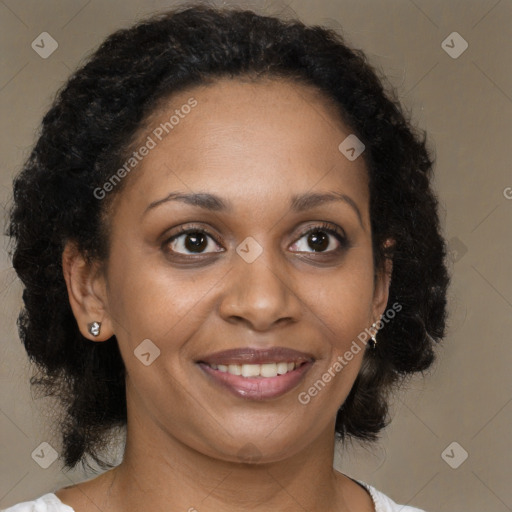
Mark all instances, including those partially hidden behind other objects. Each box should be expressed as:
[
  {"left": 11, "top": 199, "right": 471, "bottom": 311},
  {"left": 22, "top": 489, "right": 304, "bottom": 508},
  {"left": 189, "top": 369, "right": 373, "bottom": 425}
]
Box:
[
  {"left": 369, "top": 322, "right": 378, "bottom": 349},
  {"left": 88, "top": 321, "right": 101, "bottom": 337}
]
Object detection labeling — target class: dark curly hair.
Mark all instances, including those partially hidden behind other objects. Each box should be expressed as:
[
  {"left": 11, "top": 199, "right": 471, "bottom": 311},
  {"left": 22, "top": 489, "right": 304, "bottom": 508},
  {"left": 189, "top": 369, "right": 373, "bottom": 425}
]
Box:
[{"left": 6, "top": 3, "right": 450, "bottom": 471}]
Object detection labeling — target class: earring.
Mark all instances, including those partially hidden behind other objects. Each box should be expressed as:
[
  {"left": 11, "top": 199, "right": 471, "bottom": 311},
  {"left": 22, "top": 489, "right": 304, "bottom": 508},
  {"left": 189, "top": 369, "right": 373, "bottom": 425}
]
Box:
[
  {"left": 88, "top": 321, "right": 101, "bottom": 337},
  {"left": 369, "top": 322, "right": 378, "bottom": 349}
]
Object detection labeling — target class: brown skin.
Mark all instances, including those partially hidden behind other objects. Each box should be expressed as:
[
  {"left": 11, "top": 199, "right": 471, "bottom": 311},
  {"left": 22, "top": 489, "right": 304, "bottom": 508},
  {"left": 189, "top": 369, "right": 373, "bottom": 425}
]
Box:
[{"left": 58, "top": 78, "right": 392, "bottom": 512}]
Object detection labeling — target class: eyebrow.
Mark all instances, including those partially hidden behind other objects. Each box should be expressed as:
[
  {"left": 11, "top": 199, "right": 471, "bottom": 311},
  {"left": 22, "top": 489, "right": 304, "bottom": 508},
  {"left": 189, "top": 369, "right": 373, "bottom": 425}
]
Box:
[{"left": 144, "top": 191, "right": 364, "bottom": 228}]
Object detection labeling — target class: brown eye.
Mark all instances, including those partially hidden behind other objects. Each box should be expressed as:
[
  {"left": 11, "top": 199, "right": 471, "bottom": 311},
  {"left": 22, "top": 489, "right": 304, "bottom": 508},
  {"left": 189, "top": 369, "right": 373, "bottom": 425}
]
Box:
[
  {"left": 306, "top": 231, "right": 330, "bottom": 252},
  {"left": 165, "top": 227, "right": 223, "bottom": 256},
  {"left": 290, "top": 222, "right": 348, "bottom": 254}
]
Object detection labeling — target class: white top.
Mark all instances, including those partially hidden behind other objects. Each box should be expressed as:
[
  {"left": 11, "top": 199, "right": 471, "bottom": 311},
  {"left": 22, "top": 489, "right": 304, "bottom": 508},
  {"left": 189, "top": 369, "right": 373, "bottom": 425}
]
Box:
[{"left": 1, "top": 482, "right": 426, "bottom": 511}]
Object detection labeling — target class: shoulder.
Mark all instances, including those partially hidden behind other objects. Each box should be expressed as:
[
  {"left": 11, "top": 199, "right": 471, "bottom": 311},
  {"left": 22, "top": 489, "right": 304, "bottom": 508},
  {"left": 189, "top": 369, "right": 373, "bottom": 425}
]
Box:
[
  {"left": 1, "top": 493, "right": 75, "bottom": 512},
  {"left": 356, "top": 480, "right": 427, "bottom": 512}
]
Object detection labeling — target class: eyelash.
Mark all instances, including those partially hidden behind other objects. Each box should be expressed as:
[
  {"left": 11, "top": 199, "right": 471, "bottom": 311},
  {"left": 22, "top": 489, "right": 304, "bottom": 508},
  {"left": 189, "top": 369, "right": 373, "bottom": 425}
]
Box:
[{"left": 162, "top": 222, "right": 349, "bottom": 259}]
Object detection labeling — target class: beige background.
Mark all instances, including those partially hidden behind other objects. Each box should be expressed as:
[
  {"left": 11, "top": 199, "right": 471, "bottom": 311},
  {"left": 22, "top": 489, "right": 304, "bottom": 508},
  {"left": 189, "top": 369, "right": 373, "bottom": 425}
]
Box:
[{"left": 1, "top": 0, "right": 511, "bottom": 510}]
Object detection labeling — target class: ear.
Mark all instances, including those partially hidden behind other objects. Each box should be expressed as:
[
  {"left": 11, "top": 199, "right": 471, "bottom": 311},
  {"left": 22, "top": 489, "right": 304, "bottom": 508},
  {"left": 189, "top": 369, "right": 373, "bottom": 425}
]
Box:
[
  {"left": 62, "top": 241, "right": 114, "bottom": 342},
  {"left": 371, "top": 238, "right": 394, "bottom": 323}
]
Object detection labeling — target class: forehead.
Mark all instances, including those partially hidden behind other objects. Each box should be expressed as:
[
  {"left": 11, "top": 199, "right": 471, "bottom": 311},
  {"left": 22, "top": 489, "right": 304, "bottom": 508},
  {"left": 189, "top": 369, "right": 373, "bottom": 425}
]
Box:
[{"left": 113, "top": 77, "right": 369, "bottom": 219}]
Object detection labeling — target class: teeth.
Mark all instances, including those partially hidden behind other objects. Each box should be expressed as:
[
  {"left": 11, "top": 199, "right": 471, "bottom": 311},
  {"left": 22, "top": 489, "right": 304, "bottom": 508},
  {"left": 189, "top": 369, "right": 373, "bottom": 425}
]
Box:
[
  {"left": 277, "top": 362, "right": 288, "bottom": 375},
  {"left": 208, "top": 362, "right": 299, "bottom": 377},
  {"left": 228, "top": 364, "right": 242, "bottom": 375},
  {"left": 261, "top": 363, "right": 278, "bottom": 377},
  {"left": 241, "top": 364, "right": 261, "bottom": 377}
]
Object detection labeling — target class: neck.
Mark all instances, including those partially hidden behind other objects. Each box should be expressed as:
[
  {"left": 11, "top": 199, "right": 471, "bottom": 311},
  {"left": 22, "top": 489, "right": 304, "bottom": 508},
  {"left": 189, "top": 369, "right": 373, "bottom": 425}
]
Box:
[{"left": 102, "top": 402, "right": 354, "bottom": 512}]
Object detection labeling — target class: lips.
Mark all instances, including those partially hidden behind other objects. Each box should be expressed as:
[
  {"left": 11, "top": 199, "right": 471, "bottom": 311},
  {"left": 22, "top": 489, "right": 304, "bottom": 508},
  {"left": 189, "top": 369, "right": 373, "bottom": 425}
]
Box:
[{"left": 196, "top": 347, "right": 315, "bottom": 400}]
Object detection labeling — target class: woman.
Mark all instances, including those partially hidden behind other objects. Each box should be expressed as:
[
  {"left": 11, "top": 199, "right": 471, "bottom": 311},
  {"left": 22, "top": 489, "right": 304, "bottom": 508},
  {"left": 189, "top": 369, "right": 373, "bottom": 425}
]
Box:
[{"left": 4, "top": 4, "right": 449, "bottom": 511}]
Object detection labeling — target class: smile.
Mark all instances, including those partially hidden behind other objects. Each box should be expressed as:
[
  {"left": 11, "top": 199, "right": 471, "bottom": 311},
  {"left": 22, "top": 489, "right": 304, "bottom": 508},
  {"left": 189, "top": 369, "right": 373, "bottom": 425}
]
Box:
[{"left": 197, "top": 360, "right": 313, "bottom": 400}]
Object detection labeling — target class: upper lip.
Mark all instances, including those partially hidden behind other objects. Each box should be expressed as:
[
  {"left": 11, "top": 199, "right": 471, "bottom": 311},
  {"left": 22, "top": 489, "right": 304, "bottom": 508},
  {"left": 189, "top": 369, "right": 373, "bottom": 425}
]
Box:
[{"left": 197, "top": 347, "right": 315, "bottom": 366}]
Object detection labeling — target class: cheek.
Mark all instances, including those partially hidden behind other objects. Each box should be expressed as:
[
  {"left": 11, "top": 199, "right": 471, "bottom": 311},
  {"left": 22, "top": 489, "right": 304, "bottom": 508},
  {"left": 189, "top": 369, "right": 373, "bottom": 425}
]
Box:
[
  {"left": 304, "top": 254, "right": 376, "bottom": 339},
  {"left": 104, "top": 241, "right": 223, "bottom": 355},
  {"left": 298, "top": 250, "right": 375, "bottom": 398}
]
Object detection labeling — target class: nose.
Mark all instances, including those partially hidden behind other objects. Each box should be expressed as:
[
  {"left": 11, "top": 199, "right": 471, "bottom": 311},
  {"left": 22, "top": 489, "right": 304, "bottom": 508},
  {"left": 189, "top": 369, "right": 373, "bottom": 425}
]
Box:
[{"left": 218, "top": 247, "right": 302, "bottom": 332}]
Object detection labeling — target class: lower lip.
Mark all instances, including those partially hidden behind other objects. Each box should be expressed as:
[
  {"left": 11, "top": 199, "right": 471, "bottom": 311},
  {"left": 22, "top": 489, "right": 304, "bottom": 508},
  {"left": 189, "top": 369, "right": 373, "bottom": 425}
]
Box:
[{"left": 197, "top": 361, "right": 313, "bottom": 401}]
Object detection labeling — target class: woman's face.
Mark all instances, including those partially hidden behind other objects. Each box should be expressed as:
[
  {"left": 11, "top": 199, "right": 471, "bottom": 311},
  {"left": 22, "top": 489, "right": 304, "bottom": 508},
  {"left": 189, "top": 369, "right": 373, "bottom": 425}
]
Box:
[{"left": 93, "top": 77, "right": 390, "bottom": 462}]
